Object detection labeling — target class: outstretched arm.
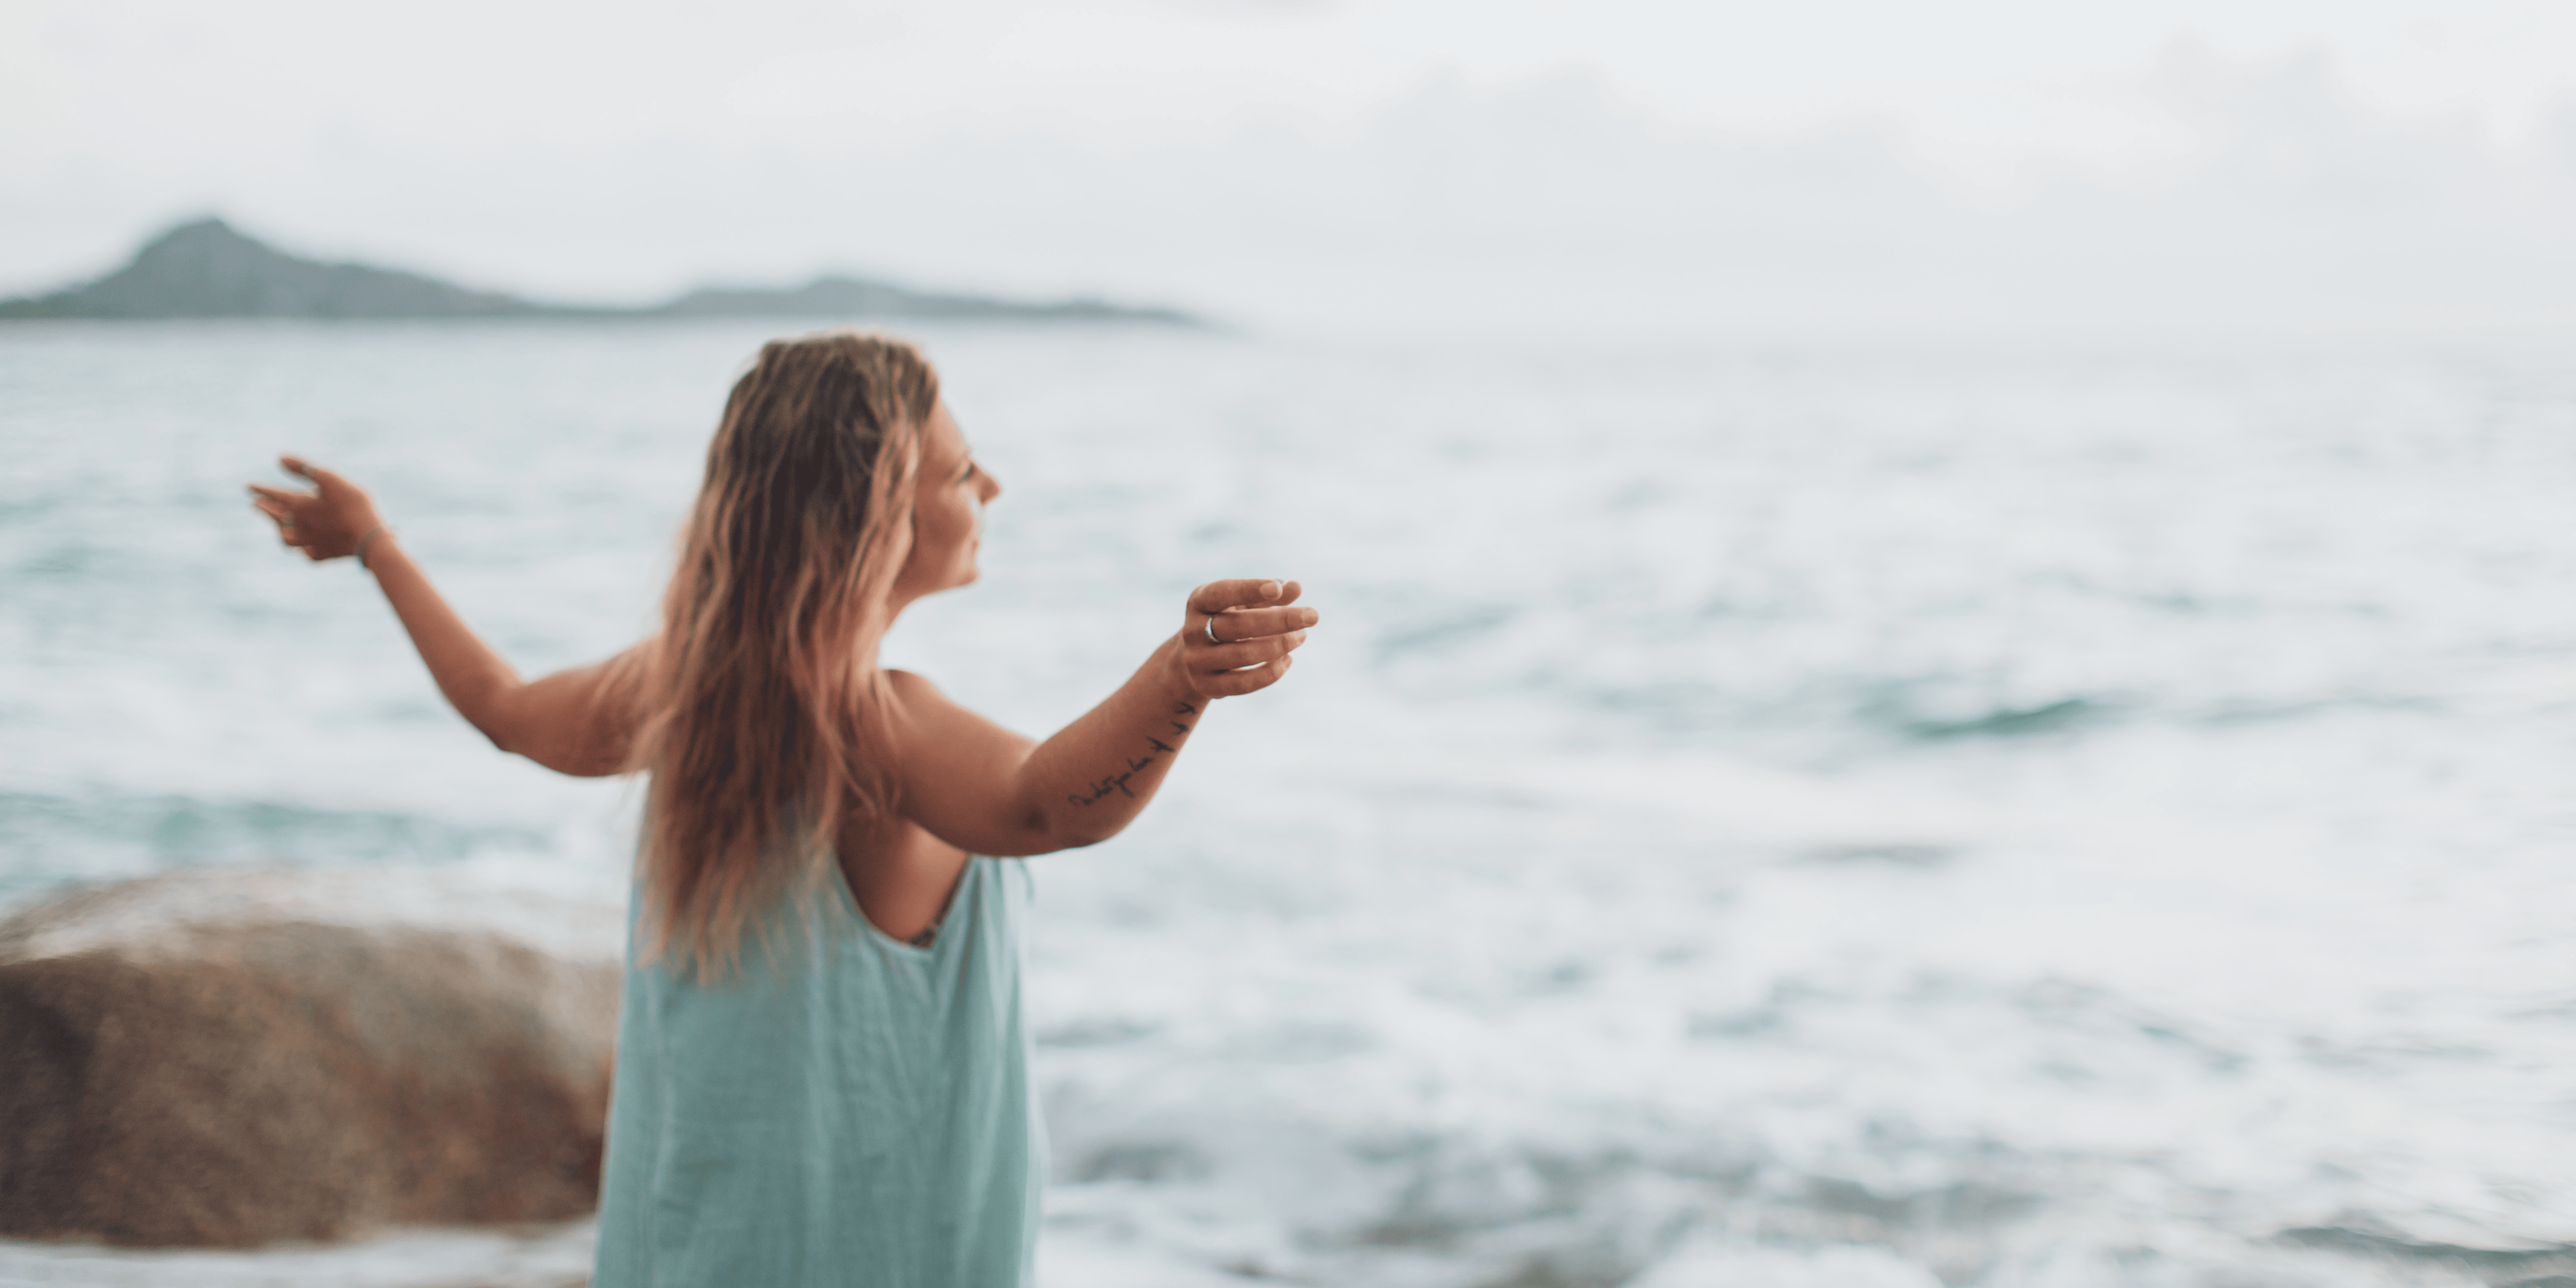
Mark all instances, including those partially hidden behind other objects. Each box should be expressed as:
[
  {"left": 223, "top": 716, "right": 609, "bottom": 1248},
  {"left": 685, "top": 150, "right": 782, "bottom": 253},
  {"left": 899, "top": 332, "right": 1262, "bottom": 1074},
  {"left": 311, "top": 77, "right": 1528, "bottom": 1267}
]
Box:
[
  {"left": 249, "top": 457, "right": 634, "bottom": 776},
  {"left": 886, "top": 578, "right": 1319, "bottom": 856}
]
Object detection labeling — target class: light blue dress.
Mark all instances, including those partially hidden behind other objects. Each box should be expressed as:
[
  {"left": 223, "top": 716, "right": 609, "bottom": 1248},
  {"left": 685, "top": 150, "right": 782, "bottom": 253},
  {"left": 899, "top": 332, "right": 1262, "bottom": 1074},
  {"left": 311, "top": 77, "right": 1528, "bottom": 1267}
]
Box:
[{"left": 592, "top": 857, "right": 1045, "bottom": 1287}]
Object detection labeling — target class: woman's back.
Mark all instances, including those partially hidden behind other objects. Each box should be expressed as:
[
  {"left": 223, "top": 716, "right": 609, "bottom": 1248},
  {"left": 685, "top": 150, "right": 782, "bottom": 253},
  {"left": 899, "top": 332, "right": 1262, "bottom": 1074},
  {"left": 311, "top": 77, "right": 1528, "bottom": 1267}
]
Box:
[{"left": 593, "top": 856, "right": 1044, "bottom": 1288}]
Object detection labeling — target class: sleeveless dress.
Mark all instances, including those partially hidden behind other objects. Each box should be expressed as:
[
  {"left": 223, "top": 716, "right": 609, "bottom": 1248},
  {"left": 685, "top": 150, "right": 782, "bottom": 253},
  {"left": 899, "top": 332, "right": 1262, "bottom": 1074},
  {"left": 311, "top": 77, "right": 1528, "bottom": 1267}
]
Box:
[{"left": 592, "top": 856, "right": 1045, "bottom": 1287}]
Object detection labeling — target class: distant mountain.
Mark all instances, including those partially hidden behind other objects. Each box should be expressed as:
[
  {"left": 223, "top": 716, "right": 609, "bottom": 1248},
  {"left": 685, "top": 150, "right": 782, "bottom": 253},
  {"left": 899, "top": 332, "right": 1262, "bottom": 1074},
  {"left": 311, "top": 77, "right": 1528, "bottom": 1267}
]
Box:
[
  {"left": 653, "top": 277, "right": 1200, "bottom": 326},
  {"left": 0, "top": 218, "right": 1206, "bottom": 327},
  {"left": 0, "top": 219, "right": 542, "bottom": 319}
]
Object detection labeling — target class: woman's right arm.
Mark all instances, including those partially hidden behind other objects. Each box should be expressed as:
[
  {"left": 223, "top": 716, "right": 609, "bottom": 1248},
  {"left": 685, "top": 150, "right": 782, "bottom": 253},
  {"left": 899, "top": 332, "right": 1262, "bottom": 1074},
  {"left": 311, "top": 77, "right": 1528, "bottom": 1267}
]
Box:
[{"left": 250, "top": 457, "right": 638, "bottom": 777}]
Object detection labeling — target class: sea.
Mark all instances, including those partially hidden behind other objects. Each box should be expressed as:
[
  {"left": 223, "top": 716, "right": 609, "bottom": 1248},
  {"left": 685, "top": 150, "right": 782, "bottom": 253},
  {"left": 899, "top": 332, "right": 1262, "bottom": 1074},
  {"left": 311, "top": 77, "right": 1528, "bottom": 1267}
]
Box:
[{"left": 2, "top": 319, "right": 2574, "bottom": 1288}]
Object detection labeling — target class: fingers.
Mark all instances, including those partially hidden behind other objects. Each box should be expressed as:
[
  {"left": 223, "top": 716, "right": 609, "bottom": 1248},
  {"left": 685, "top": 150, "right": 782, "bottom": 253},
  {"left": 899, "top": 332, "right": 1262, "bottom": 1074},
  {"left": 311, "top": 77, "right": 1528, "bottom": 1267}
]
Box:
[
  {"left": 1204, "top": 604, "right": 1319, "bottom": 642},
  {"left": 249, "top": 473, "right": 316, "bottom": 536},
  {"left": 247, "top": 495, "right": 302, "bottom": 545},
  {"left": 1193, "top": 630, "right": 1307, "bottom": 672},
  {"left": 1186, "top": 578, "right": 1315, "bottom": 641},
  {"left": 270, "top": 455, "right": 362, "bottom": 499},
  {"left": 301, "top": 463, "right": 357, "bottom": 496},
  {"left": 1191, "top": 654, "right": 1292, "bottom": 698},
  {"left": 247, "top": 480, "right": 314, "bottom": 540},
  {"left": 1188, "top": 577, "right": 1291, "bottom": 616},
  {"left": 280, "top": 455, "right": 362, "bottom": 504}
]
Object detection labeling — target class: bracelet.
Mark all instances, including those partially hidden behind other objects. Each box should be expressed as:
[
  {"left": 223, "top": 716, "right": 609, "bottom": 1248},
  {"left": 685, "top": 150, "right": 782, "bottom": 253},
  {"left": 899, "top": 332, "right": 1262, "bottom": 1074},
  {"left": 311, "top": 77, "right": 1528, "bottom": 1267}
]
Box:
[{"left": 355, "top": 525, "right": 391, "bottom": 571}]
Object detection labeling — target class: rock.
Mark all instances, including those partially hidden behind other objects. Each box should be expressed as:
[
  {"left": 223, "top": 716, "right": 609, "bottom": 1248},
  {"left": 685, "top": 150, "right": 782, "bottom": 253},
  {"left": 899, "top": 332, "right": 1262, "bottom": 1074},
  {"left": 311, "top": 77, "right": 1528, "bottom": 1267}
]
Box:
[{"left": 0, "top": 866, "right": 623, "bottom": 1247}]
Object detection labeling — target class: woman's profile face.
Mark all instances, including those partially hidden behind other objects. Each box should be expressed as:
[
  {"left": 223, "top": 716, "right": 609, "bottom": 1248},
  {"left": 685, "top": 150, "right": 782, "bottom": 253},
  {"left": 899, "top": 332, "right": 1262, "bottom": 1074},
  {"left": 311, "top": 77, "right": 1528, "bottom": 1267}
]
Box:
[{"left": 891, "top": 400, "right": 1001, "bottom": 605}]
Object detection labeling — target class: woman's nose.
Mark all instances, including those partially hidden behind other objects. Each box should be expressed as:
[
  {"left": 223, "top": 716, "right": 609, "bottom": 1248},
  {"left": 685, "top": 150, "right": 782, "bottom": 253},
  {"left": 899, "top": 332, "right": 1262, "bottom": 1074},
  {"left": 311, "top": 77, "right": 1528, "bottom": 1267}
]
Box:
[{"left": 979, "top": 471, "right": 1003, "bottom": 504}]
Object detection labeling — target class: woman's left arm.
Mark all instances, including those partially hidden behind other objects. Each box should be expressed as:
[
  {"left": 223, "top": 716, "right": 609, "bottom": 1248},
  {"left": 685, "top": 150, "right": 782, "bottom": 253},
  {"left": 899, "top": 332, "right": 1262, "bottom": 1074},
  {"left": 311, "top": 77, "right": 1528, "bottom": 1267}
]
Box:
[
  {"left": 249, "top": 457, "right": 636, "bottom": 776},
  {"left": 886, "top": 578, "right": 1318, "bottom": 856}
]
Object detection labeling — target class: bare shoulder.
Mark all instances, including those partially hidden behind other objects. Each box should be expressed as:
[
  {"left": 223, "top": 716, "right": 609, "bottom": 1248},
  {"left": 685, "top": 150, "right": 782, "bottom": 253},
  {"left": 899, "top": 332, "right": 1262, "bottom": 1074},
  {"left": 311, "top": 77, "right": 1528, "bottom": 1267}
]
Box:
[
  {"left": 880, "top": 668, "right": 970, "bottom": 734},
  {"left": 878, "top": 669, "right": 1032, "bottom": 755},
  {"left": 883, "top": 667, "right": 938, "bottom": 694},
  {"left": 881, "top": 667, "right": 949, "bottom": 713}
]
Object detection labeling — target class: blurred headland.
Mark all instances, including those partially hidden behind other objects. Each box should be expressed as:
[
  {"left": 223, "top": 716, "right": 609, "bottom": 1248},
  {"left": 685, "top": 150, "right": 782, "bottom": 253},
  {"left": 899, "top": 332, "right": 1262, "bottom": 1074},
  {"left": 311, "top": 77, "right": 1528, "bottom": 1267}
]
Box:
[{"left": 0, "top": 217, "right": 1209, "bottom": 327}]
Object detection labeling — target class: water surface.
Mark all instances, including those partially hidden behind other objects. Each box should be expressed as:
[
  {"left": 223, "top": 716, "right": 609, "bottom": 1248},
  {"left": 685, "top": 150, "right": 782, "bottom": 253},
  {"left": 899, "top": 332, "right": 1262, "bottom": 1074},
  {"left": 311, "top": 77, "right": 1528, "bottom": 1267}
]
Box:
[{"left": 4, "top": 321, "right": 2574, "bottom": 1287}]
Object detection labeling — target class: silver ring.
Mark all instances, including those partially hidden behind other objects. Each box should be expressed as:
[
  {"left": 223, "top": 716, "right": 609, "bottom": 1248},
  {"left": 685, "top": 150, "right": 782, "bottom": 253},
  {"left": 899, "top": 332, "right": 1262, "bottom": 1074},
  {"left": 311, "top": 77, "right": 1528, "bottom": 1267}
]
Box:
[{"left": 1203, "top": 614, "right": 1224, "bottom": 645}]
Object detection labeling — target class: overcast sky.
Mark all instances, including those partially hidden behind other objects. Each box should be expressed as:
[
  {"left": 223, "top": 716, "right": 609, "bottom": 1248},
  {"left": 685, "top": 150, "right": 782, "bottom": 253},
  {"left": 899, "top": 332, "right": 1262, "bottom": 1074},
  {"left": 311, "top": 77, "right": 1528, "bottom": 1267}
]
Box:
[{"left": 7, "top": 0, "right": 2576, "bottom": 335}]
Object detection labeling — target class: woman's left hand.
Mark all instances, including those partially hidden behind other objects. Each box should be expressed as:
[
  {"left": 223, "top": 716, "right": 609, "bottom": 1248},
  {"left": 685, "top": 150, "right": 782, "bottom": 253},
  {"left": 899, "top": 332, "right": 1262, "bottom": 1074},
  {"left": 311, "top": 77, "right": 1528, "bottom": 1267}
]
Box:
[
  {"left": 1177, "top": 578, "right": 1319, "bottom": 699},
  {"left": 247, "top": 456, "right": 388, "bottom": 562}
]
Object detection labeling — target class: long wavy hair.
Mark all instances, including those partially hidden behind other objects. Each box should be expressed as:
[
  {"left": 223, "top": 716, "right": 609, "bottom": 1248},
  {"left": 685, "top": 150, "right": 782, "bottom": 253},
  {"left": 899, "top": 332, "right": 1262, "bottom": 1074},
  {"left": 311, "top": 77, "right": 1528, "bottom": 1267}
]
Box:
[{"left": 619, "top": 331, "right": 940, "bottom": 978}]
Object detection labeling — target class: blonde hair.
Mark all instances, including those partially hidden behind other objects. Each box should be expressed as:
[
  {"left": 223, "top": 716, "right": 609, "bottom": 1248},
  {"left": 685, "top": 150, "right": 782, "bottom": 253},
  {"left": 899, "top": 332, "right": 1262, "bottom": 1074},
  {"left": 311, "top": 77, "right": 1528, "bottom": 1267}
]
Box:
[{"left": 619, "top": 331, "right": 940, "bottom": 978}]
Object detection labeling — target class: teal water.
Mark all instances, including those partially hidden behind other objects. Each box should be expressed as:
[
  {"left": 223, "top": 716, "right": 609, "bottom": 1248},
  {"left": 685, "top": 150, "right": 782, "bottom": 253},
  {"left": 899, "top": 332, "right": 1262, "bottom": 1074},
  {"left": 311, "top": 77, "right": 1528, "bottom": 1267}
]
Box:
[{"left": 5, "top": 321, "right": 2576, "bottom": 1286}]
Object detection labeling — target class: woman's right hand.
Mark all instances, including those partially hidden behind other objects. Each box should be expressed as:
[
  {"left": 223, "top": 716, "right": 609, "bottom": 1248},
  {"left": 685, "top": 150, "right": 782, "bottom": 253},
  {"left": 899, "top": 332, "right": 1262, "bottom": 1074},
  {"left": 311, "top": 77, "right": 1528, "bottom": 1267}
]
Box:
[
  {"left": 247, "top": 455, "right": 388, "bottom": 563},
  {"left": 1177, "top": 579, "right": 1318, "bottom": 699}
]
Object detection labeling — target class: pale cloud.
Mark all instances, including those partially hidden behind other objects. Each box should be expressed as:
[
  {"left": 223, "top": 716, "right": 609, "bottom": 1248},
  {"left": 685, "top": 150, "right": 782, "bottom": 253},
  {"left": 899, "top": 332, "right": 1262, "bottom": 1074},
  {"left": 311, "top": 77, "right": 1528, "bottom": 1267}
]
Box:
[
  {"left": 6, "top": 0, "right": 2576, "bottom": 334},
  {"left": 14, "top": 0, "right": 2576, "bottom": 171}
]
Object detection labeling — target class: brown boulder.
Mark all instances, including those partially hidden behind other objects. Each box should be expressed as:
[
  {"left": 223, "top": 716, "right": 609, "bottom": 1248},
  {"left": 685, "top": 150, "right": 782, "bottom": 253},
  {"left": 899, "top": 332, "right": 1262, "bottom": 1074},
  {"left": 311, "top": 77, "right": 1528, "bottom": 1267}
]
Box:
[{"left": 0, "top": 866, "right": 623, "bottom": 1247}]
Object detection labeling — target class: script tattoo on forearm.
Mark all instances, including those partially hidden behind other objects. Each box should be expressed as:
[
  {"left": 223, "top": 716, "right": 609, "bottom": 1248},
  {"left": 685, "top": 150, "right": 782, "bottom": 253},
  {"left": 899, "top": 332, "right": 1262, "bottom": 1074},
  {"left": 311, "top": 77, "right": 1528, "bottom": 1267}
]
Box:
[{"left": 1068, "top": 702, "right": 1199, "bottom": 807}]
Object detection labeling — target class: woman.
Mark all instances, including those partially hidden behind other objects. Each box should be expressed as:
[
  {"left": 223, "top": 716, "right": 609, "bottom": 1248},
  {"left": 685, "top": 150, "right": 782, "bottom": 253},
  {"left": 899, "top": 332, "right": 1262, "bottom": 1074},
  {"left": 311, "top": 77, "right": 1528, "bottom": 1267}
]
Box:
[{"left": 247, "top": 330, "right": 1319, "bottom": 1285}]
